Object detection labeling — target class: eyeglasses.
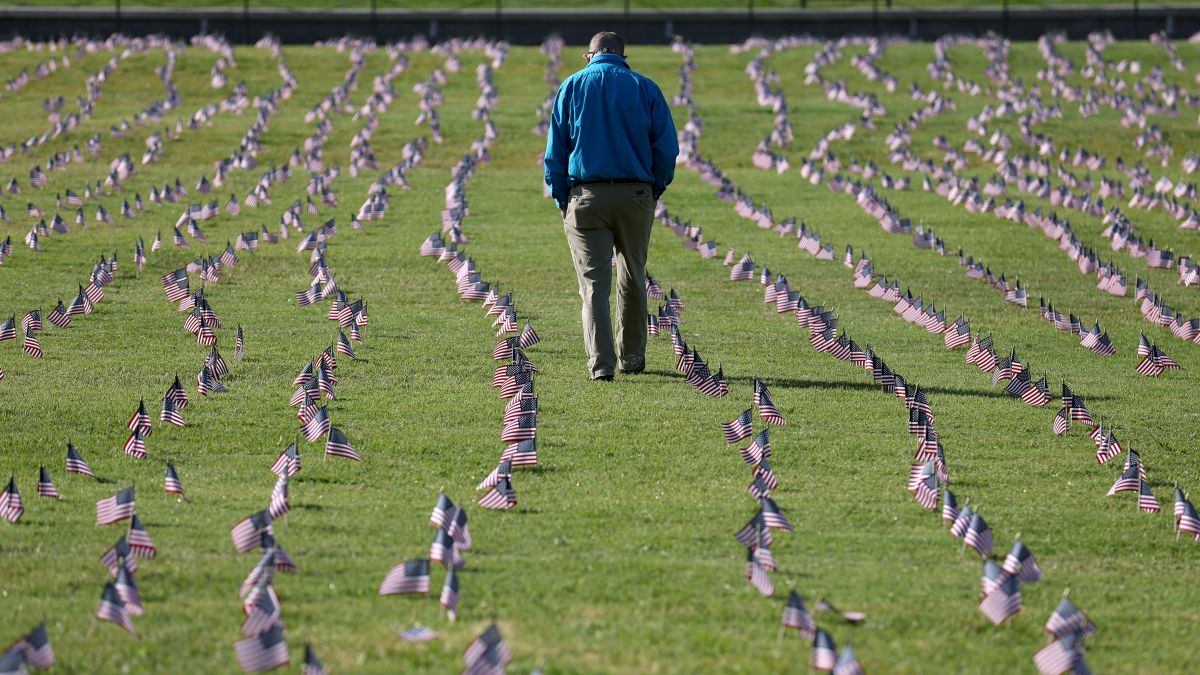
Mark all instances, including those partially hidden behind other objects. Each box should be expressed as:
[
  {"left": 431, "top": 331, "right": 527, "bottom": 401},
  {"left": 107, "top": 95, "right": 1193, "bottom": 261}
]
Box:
[{"left": 583, "top": 49, "right": 622, "bottom": 62}]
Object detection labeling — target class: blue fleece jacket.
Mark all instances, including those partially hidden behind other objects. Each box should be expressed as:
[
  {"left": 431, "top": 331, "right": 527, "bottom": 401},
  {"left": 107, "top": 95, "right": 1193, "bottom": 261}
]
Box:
[{"left": 544, "top": 53, "right": 679, "bottom": 210}]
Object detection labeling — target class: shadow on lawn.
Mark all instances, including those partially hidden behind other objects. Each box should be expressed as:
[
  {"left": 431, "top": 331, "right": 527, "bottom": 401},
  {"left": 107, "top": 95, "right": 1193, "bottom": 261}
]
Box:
[{"left": 725, "top": 375, "right": 1117, "bottom": 402}]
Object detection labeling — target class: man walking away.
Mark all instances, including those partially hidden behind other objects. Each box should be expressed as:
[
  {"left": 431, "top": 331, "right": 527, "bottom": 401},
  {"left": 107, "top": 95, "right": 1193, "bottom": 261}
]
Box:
[{"left": 545, "top": 32, "right": 680, "bottom": 382}]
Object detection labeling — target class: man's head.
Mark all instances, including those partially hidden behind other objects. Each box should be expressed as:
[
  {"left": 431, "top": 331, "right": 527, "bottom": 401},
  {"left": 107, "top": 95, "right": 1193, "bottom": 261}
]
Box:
[{"left": 587, "top": 32, "right": 625, "bottom": 59}]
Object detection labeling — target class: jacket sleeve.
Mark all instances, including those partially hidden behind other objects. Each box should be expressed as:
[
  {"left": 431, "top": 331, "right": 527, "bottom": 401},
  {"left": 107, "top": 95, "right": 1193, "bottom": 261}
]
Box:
[
  {"left": 647, "top": 83, "right": 680, "bottom": 199},
  {"left": 544, "top": 83, "right": 572, "bottom": 210}
]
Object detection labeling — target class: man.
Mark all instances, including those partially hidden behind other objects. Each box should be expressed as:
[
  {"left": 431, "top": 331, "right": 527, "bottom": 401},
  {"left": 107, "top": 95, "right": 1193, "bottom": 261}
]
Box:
[{"left": 545, "top": 32, "right": 679, "bottom": 382}]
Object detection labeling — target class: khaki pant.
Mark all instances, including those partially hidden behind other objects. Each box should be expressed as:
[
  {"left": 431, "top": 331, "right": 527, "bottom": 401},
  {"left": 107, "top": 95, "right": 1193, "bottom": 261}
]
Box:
[{"left": 563, "top": 182, "right": 655, "bottom": 378}]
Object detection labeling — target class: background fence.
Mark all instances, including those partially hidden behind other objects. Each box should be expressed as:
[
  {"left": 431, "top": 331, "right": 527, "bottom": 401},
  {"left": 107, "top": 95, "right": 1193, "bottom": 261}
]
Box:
[{"left": 2, "top": 0, "right": 1199, "bottom": 43}]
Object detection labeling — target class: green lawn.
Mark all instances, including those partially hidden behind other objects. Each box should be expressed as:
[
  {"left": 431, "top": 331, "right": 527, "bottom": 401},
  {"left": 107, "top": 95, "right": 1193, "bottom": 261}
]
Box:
[{"left": 0, "top": 35, "right": 1197, "bottom": 673}]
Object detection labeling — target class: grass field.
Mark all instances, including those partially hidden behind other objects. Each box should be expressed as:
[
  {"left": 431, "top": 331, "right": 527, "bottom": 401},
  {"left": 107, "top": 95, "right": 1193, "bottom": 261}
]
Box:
[{"left": 0, "top": 33, "right": 1198, "bottom": 673}]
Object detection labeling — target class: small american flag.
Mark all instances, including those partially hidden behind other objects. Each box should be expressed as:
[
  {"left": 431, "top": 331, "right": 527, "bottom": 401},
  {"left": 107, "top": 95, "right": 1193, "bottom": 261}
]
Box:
[
  {"left": 811, "top": 629, "right": 837, "bottom": 671},
  {"left": 270, "top": 443, "right": 301, "bottom": 478},
  {"left": 964, "top": 512, "right": 994, "bottom": 557},
  {"left": 721, "top": 409, "right": 754, "bottom": 443},
  {"left": 1001, "top": 540, "right": 1043, "bottom": 582},
  {"left": 115, "top": 562, "right": 143, "bottom": 617},
  {"left": 833, "top": 645, "right": 863, "bottom": 675},
  {"left": 0, "top": 477, "right": 24, "bottom": 522},
  {"left": 302, "top": 644, "right": 325, "bottom": 675},
  {"left": 979, "top": 574, "right": 1021, "bottom": 625},
  {"left": 128, "top": 514, "right": 157, "bottom": 558},
  {"left": 430, "top": 492, "right": 457, "bottom": 529},
  {"left": 379, "top": 558, "right": 431, "bottom": 595},
  {"left": 440, "top": 568, "right": 461, "bottom": 621},
  {"left": 96, "top": 583, "right": 136, "bottom": 635},
  {"left": 746, "top": 549, "right": 774, "bottom": 596},
  {"left": 1033, "top": 630, "right": 1085, "bottom": 675},
  {"left": 231, "top": 511, "right": 273, "bottom": 553},
  {"left": 463, "top": 623, "right": 511, "bottom": 674},
  {"left": 478, "top": 476, "right": 517, "bottom": 510},
  {"left": 22, "top": 623, "right": 54, "bottom": 669},
  {"left": 234, "top": 623, "right": 288, "bottom": 672},
  {"left": 782, "top": 590, "right": 815, "bottom": 637},
  {"left": 753, "top": 379, "right": 785, "bottom": 425},
  {"left": 37, "top": 465, "right": 61, "bottom": 500},
  {"left": 325, "top": 427, "right": 360, "bottom": 461},
  {"left": 1045, "top": 596, "right": 1096, "bottom": 638},
  {"left": 95, "top": 487, "right": 135, "bottom": 525}
]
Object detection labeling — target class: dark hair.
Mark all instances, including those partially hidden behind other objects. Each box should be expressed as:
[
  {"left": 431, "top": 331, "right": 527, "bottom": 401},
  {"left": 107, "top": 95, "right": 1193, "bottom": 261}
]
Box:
[{"left": 589, "top": 32, "right": 625, "bottom": 57}]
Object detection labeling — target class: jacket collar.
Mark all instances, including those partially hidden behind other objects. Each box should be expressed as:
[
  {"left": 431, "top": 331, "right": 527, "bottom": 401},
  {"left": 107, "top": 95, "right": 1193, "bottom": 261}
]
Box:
[{"left": 588, "top": 53, "right": 629, "bottom": 69}]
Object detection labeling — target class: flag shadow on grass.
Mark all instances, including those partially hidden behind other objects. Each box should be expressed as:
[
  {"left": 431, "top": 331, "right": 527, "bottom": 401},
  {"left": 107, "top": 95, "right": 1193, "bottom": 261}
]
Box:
[{"left": 723, "top": 376, "right": 1116, "bottom": 402}]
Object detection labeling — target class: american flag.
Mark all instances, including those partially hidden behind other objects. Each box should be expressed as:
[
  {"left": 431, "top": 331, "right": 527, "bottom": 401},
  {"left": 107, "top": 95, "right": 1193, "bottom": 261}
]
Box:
[
  {"left": 746, "top": 549, "right": 774, "bottom": 596},
  {"left": 0, "top": 477, "right": 24, "bottom": 523},
  {"left": 241, "top": 580, "right": 281, "bottom": 636},
  {"left": 782, "top": 590, "right": 815, "bottom": 637},
  {"left": 1138, "top": 479, "right": 1160, "bottom": 513},
  {"left": 379, "top": 558, "right": 431, "bottom": 595},
  {"left": 115, "top": 562, "right": 143, "bottom": 617},
  {"left": 271, "top": 443, "right": 301, "bottom": 478},
  {"left": 236, "top": 324, "right": 245, "bottom": 360},
  {"left": 302, "top": 644, "right": 325, "bottom": 675},
  {"left": 36, "top": 466, "right": 61, "bottom": 500},
  {"left": 833, "top": 645, "right": 863, "bottom": 675},
  {"left": 448, "top": 507, "right": 473, "bottom": 550},
  {"left": 22, "top": 623, "right": 54, "bottom": 669},
  {"left": 1045, "top": 596, "right": 1096, "bottom": 638},
  {"left": 128, "top": 399, "right": 153, "bottom": 436},
  {"left": 1053, "top": 408, "right": 1069, "bottom": 435},
  {"left": 430, "top": 526, "right": 465, "bottom": 570},
  {"left": 942, "top": 489, "right": 959, "bottom": 524},
  {"left": 162, "top": 462, "right": 185, "bottom": 497},
  {"left": 811, "top": 629, "right": 837, "bottom": 671},
  {"left": 325, "top": 427, "right": 360, "bottom": 461},
  {"left": 301, "top": 406, "right": 330, "bottom": 442},
  {"left": 398, "top": 626, "right": 439, "bottom": 643},
  {"left": 1002, "top": 540, "right": 1043, "bottom": 582},
  {"left": 128, "top": 514, "right": 157, "bottom": 558},
  {"left": 100, "top": 536, "right": 137, "bottom": 576},
  {"left": 463, "top": 623, "right": 511, "bottom": 675},
  {"left": 160, "top": 394, "right": 185, "bottom": 427},
  {"left": 268, "top": 476, "right": 290, "bottom": 519},
  {"left": 64, "top": 439, "right": 94, "bottom": 475},
  {"left": 964, "top": 512, "right": 994, "bottom": 557},
  {"left": 96, "top": 583, "right": 136, "bottom": 635},
  {"left": 0, "top": 316, "right": 15, "bottom": 340},
  {"left": 336, "top": 331, "right": 356, "bottom": 359},
  {"left": 721, "top": 409, "right": 754, "bottom": 443},
  {"left": 234, "top": 623, "right": 289, "bottom": 673},
  {"left": 478, "top": 476, "right": 517, "bottom": 510},
  {"left": 123, "top": 430, "right": 146, "bottom": 459},
  {"left": 95, "top": 487, "right": 135, "bottom": 525},
  {"left": 1108, "top": 462, "right": 1140, "bottom": 495},
  {"left": 440, "top": 568, "right": 460, "bottom": 621},
  {"left": 23, "top": 328, "right": 42, "bottom": 358},
  {"left": 1033, "top": 630, "right": 1085, "bottom": 675},
  {"left": 760, "top": 497, "right": 793, "bottom": 531},
  {"left": 430, "top": 492, "right": 457, "bottom": 529},
  {"left": 979, "top": 574, "right": 1021, "bottom": 625},
  {"left": 753, "top": 379, "right": 785, "bottom": 425},
  {"left": 231, "top": 511, "right": 273, "bottom": 553},
  {"left": 740, "top": 429, "right": 771, "bottom": 465}
]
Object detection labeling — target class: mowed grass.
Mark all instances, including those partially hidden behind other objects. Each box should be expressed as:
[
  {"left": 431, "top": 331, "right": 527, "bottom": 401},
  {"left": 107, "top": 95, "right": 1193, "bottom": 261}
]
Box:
[{"left": 0, "top": 37, "right": 1196, "bottom": 673}]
